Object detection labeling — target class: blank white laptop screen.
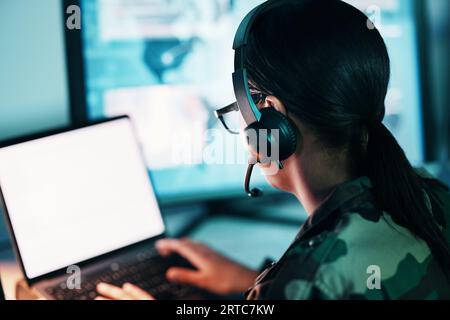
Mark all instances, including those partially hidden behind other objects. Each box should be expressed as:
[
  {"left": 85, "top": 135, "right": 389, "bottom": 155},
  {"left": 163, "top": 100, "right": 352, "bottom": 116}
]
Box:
[{"left": 0, "top": 118, "right": 165, "bottom": 279}]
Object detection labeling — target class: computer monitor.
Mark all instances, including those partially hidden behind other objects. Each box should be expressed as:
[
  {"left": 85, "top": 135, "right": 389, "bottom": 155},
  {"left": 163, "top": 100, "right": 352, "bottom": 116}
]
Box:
[{"left": 66, "top": 0, "right": 426, "bottom": 202}]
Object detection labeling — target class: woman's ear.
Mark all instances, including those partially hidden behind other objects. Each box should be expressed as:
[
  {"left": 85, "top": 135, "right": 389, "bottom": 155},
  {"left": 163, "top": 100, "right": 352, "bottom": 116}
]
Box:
[
  {"left": 265, "top": 95, "right": 304, "bottom": 156},
  {"left": 265, "top": 96, "right": 288, "bottom": 116}
]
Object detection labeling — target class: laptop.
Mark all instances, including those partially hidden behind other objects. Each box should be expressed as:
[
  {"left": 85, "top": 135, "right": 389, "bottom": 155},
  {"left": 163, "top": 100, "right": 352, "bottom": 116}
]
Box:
[{"left": 0, "top": 116, "right": 205, "bottom": 300}]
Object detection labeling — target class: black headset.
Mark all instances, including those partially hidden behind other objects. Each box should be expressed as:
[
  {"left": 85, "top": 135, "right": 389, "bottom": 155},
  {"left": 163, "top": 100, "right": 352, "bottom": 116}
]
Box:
[{"left": 232, "top": 0, "right": 299, "bottom": 197}]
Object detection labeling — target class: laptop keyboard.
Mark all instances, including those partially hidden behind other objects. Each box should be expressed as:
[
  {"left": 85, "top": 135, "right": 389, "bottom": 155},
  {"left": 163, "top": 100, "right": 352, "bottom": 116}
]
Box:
[{"left": 44, "top": 249, "right": 200, "bottom": 300}]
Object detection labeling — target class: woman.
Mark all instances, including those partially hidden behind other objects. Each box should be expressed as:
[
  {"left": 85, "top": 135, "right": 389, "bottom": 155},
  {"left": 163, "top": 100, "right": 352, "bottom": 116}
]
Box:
[{"left": 96, "top": 0, "right": 450, "bottom": 300}]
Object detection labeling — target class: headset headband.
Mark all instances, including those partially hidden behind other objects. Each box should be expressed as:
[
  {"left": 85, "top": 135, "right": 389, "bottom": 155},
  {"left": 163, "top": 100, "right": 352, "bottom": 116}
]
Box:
[{"left": 232, "top": 0, "right": 291, "bottom": 125}]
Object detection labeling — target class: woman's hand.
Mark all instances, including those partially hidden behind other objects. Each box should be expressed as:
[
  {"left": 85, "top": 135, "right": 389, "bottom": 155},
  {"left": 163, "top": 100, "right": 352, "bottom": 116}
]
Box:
[
  {"left": 95, "top": 282, "right": 155, "bottom": 300},
  {"left": 95, "top": 238, "right": 259, "bottom": 300},
  {"left": 156, "top": 238, "right": 259, "bottom": 295}
]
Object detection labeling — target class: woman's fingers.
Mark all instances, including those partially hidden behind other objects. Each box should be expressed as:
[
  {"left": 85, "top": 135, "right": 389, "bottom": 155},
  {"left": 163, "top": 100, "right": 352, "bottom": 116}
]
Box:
[
  {"left": 96, "top": 283, "right": 154, "bottom": 300},
  {"left": 166, "top": 267, "right": 203, "bottom": 287},
  {"left": 155, "top": 239, "right": 175, "bottom": 256},
  {"left": 97, "top": 283, "right": 130, "bottom": 300},
  {"left": 122, "top": 283, "right": 155, "bottom": 300},
  {"left": 156, "top": 239, "right": 206, "bottom": 268},
  {"left": 157, "top": 239, "right": 258, "bottom": 295}
]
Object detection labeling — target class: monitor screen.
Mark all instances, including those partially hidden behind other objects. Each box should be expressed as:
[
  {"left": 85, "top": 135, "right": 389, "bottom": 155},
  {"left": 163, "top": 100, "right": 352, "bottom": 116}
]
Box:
[
  {"left": 0, "top": 118, "right": 165, "bottom": 279},
  {"left": 77, "top": 0, "right": 424, "bottom": 200}
]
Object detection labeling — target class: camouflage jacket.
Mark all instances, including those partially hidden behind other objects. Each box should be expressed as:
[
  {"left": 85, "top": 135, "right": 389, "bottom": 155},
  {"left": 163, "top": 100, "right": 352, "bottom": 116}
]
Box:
[{"left": 245, "top": 169, "right": 450, "bottom": 300}]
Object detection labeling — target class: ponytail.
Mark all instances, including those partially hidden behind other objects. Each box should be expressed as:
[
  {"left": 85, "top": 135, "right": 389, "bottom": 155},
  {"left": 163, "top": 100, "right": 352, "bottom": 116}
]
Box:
[{"left": 366, "top": 122, "right": 450, "bottom": 278}]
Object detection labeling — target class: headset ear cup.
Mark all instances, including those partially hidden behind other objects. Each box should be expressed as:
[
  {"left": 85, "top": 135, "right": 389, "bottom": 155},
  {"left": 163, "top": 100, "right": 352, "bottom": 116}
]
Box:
[
  {"left": 259, "top": 107, "right": 298, "bottom": 161},
  {"left": 244, "top": 121, "right": 264, "bottom": 161}
]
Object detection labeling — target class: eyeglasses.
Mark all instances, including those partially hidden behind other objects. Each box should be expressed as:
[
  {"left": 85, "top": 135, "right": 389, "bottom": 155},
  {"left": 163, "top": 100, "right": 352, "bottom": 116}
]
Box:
[{"left": 215, "top": 91, "right": 268, "bottom": 135}]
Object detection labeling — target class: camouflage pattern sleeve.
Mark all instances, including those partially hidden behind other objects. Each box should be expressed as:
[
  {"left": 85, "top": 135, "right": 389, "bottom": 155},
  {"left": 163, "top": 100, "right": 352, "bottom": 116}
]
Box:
[{"left": 245, "top": 173, "right": 450, "bottom": 300}]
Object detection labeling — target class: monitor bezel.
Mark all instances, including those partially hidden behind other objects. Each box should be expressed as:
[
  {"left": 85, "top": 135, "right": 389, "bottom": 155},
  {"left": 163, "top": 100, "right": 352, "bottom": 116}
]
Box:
[
  {"left": 62, "top": 0, "right": 88, "bottom": 126},
  {"left": 414, "top": 0, "right": 438, "bottom": 161}
]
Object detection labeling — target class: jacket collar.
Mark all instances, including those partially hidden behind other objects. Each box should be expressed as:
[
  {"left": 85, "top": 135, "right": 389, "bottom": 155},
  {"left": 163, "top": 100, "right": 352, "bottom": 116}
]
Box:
[{"left": 297, "top": 176, "right": 374, "bottom": 240}]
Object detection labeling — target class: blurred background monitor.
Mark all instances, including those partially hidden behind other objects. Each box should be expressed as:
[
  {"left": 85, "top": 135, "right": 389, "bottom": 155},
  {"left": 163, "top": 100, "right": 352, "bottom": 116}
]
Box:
[
  {"left": 73, "top": 0, "right": 273, "bottom": 203},
  {"left": 0, "top": 0, "right": 70, "bottom": 246},
  {"left": 69, "top": 0, "right": 426, "bottom": 203}
]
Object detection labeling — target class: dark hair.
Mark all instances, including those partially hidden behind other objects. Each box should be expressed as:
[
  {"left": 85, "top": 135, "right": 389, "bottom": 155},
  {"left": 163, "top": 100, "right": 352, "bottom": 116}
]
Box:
[{"left": 245, "top": 0, "right": 450, "bottom": 277}]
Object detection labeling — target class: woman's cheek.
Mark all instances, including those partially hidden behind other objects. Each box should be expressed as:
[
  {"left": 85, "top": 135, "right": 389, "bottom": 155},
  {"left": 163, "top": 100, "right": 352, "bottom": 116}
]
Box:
[{"left": 259, "top": 162, "right": 289, "bottom": 191}]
